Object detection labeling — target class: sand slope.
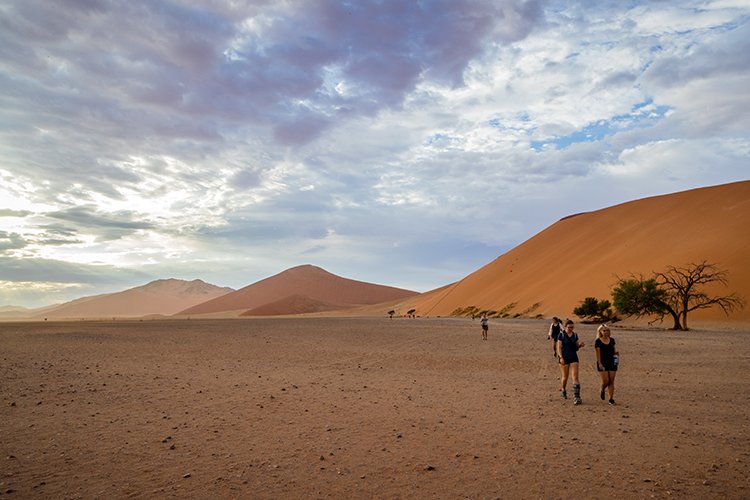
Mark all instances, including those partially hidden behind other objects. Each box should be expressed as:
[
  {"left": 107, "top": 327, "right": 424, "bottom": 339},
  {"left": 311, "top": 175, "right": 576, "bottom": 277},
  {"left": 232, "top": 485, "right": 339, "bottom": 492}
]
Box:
[
  {"left": 394, "top": 181, "right": 750, "bottom": 325},
  {"left": 37, "top": 279, "right": 234, "bottom": 319},
  {"left": 241, "top": 294, "right": 352, "bottom": 316},
  {"left": 179, "top": 265, "right": 418, "bottom": 316}
]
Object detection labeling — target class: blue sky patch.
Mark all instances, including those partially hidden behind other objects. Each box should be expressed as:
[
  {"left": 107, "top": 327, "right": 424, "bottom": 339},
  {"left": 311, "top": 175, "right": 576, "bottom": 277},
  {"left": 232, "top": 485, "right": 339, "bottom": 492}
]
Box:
[{"left": 530, "top": 99, "right": 671, "bottom": 151}]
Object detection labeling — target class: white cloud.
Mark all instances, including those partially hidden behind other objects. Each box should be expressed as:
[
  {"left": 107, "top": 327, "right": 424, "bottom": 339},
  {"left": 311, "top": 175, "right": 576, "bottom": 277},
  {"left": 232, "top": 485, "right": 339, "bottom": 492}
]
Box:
[{"left": 0, "top": 0, "right": 748, "bottom": 307}]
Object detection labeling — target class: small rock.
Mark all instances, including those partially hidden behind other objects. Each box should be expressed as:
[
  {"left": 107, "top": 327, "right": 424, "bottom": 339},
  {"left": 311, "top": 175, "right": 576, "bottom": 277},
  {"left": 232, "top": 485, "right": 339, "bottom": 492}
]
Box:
[
  {"left": 183, "top": 473, "right": 191, "bottom": 479},
  {"left": 425, "top": 465, "right": 436, "bottom": 471}
]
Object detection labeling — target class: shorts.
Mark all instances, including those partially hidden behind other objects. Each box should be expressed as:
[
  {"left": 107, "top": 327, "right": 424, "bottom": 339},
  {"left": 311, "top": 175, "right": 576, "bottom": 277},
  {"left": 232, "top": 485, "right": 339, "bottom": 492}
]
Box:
[
  {"left": 482, "top": 325, "right": 488, "bottom": 331},
  {"left": 597, "top": 362, "right": 617, "bottom": 372},
  {"left": 560, "top": 353, "right": 579, "bottom": 365}
]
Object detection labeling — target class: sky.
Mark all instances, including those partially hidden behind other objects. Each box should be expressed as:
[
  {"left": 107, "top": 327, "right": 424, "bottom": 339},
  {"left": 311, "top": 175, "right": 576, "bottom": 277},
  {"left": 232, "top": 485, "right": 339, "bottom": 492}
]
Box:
[{"left": 1, "top": 0, "right": 749, "bottom": 308}]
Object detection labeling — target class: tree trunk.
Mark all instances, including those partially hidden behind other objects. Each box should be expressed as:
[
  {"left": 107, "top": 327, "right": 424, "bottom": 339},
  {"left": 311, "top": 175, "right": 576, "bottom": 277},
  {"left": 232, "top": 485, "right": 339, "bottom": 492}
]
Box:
[{"left": 669, "top": 310, "right": 682, "bottom": 330}]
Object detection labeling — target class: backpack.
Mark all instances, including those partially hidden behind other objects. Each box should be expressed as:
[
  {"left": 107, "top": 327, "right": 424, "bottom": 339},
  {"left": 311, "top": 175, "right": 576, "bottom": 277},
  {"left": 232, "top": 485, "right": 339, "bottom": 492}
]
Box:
[{"left": 560, "top": 332, "right": 579, "bottom": 351}]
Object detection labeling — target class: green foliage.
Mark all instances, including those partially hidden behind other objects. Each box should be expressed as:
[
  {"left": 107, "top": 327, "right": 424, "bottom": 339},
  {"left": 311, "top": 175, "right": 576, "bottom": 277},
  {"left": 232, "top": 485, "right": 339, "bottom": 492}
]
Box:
[
  {"left": 573, "top": 296, "right": 614, "bottom": 322},
  {"left": 612, "top": 262, "right": 745, "bottom": 330},
  {"left": 611, "top": 278, "right": 667, "bottom": 317}
]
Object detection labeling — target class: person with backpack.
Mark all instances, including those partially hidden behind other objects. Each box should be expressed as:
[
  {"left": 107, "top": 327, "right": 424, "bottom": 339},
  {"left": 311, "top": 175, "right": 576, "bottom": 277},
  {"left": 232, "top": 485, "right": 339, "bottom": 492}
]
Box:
[
  {"left": 480, "top": 313, "right": 489, "bottom": 340},
  {"left": 557, "top": 319, "right": 585, "bottom": 404},
  {"left": 547, "top": 317, "right": 562, "bottom": 357}
]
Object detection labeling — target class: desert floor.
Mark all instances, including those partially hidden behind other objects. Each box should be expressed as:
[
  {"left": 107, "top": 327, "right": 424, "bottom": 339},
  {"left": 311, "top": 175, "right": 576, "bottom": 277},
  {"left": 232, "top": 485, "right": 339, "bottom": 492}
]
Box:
[{"left": 1, "top": 317, "right": 749, "bottom": 499}]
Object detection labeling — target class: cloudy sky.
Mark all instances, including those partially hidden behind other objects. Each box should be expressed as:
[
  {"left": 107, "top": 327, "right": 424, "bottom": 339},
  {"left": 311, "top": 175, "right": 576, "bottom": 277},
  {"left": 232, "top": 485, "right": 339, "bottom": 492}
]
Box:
[{"left": 1, "top": 0, "right": 749, "bottom": 308}]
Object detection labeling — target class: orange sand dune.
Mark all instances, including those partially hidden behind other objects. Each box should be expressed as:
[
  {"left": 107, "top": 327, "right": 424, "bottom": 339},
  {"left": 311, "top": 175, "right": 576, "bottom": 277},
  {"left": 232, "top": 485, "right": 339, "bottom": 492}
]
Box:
[
  {"left": 179, "top": 264, "right": 418, "bottom": 316},
  {"left": 241, "top": 294, "right": 352, "bottom": 316},
  {"left": 395, "top": 181, "right": 750, "bottom": 326},
  {"left": 37, "top": 279, "right": 233, "bottom": 319}
]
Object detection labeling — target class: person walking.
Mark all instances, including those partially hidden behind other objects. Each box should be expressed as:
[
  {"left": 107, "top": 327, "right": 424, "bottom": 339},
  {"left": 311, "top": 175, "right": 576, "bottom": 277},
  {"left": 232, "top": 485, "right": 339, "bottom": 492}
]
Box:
[
  {"left": 480, "top": 313, "right": 489, "bottom": 340},
  {"left": 548, "top": 317, "right": 562, "bottom": 357},
  {"left": 595, "top": 324, "right": 619, "bottom": 405},
  {"left": 557, "top": 319, "right": 585, "bottom": 404}
]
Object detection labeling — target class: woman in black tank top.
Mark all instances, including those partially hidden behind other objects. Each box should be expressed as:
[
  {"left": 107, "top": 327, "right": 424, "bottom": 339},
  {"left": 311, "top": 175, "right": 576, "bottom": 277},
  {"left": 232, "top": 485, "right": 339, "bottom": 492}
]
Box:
[
  {"left": 557, "top": 320, "right": 585, "bottom": 404},
  {"left": 595, "top": 324, "right": 619, "bottom": 405}
]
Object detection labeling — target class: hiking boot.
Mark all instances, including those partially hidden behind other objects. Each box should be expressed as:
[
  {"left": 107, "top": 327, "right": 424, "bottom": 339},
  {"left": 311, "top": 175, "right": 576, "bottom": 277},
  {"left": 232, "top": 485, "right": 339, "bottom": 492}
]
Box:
[
  {"left": 600, "top": 390, "right": 605, "bottom": 400},
  {"left": 608, "top": 399, "right": 616, "bottom": 406},
  {"left": 561, "top": 390, "right": 567, "bottom": 399},
  {"left": 574, "top": 397, "right": 582, "bottom": 405}
]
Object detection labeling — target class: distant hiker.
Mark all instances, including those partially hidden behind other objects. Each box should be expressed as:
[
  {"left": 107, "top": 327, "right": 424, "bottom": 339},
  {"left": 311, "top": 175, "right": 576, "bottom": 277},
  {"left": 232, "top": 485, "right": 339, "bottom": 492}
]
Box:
[
  {"left": 595, "top": 324, "right": 619, "bottom": 405},
  {"left": 557, "top": 319, "right": 585, "bottom": 404},
  {"left": 547, "top": 317, "right": 562, "bottom": 357},
  {"left": 480, "top": 313, "right": 489, "bottom": 340}
]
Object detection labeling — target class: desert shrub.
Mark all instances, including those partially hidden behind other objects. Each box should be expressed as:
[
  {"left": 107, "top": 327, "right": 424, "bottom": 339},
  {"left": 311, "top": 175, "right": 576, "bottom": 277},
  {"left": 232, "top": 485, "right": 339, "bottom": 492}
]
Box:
[
  {"left": 520, "top": 302, "right": 542, "bottom": 316},
  {"left": 450, "top": 306, "right": 480, "bottom": 317},
  {"left": 498, "top": 302, "right": 517, "bottom": 318},
  {"left": 573, "top": 297, "right": 615, "bottom": 322}
]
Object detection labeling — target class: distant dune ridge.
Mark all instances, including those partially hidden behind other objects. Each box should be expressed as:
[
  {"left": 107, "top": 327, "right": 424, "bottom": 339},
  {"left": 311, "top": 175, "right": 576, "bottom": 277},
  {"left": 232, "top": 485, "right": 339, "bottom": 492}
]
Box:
[
  {"left": 392, "top": 180, "right": 750, "bottom": 325},
  {"left": 178, "top": 264, "right": 419, "bottom": 316},
  {"left": 3, "top": 181, "right": 748, "bottom": 325},
  {"left": 34, "top": 279, "right": 234, "bottom": 319}
]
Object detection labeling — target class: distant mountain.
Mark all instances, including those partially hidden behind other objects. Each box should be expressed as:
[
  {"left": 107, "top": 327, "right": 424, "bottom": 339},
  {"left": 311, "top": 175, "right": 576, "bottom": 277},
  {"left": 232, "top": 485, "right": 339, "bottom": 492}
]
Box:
[
  {"left": 178, "top": 264, "right": 418, "bottom": 316},
  {"left": 37, "top": 279, "right": 234, "bottom": 319},
  {"left": 395, "top": 180, "right": 750, "bottom": 325},
  {"left": 0, "top": 305, "right": 35, "bottom": 319},
  {"left": 0, "top": 305, "right": 30, "bottom": 313}
]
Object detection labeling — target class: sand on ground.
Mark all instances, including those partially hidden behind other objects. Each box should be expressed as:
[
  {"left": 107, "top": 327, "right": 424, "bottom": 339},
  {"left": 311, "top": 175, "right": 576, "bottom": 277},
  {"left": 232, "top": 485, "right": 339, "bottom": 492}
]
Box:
[{"left": 1, "top": 318, "right": 748, "bottom": 498}]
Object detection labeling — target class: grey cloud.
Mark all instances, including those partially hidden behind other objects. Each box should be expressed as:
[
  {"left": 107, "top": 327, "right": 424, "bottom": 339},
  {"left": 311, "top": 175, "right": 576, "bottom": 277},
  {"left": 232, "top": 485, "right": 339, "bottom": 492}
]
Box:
[
  {"left": 45, "top": 205, "right": 153, "bottom": 241},
  {"left": 0, "top": 231, "right": 28, "bottom": 252},
  {"left": 643, "top": 20, "right": 750, "bottom": 87},
  {"left": 595, "top": 70, "right": 638, "bottom": 90},
  {"left": 0, "top": 0, "right": 547, "bottom": 219},
  {"left": 0, "top": 255, "right": 150, "bottom": 286},
  {"left": 272, "top": 110, "right": 332, "bottom": 145},
  {"left": 230, "top": 168, "right": 262, "bottom": 189},
  {"left": 0, "top": 209, "right": 33, "bottom": 217}
]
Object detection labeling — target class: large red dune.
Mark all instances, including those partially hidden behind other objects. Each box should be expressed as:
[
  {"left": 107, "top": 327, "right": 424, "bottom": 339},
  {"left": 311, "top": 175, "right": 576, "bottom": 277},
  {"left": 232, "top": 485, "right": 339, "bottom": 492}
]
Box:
[
  {"left": 240, "top": 294, "right": 352, "bottom": 316},
  {"left": 178, "top": 264, "right": 418, "bottom": 316},
  {"left": 391, "top": 180, "right": 750, "bottom": 326}
]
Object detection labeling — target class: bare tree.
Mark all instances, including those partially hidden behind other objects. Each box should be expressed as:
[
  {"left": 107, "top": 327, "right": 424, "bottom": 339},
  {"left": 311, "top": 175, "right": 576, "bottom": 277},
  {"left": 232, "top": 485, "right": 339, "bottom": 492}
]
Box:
[{"left": 654, "top": 261, "right": 745, "bottom": 330}]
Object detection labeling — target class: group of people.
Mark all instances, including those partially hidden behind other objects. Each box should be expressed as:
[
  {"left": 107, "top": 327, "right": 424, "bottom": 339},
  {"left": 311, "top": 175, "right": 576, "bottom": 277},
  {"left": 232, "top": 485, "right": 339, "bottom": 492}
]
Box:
[
  {"left": 548, "top": 317, "right": 619, "bottom": 406},
  {"left": 477, "top": 313, "right": 620, "bottom": 406}
]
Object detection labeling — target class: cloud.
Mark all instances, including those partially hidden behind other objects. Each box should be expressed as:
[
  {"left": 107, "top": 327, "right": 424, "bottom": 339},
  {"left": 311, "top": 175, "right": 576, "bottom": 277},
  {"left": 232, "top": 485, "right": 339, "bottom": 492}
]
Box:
[{"left": 0, "top": 0, "right": 748, "bottom": 307}]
